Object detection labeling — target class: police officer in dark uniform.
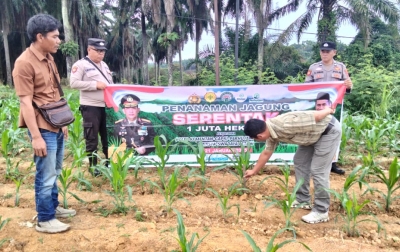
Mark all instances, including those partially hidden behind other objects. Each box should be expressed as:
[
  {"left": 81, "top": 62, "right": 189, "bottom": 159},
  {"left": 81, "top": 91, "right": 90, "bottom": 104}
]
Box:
[
  {"left": 305, "top": 41, "right": 352, "bottom": 175},
  {"left": 114, "top": 94, "right": 155, "bottom": 155}
]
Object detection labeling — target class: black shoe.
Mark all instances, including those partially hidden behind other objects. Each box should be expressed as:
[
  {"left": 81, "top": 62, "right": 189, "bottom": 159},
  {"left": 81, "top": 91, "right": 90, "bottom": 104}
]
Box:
[
  {"left": 89, "top": 167, "right": 102, "bottom": 177},
  {"left": 331, "top": 163, "right": 345, "bottom": 175}
]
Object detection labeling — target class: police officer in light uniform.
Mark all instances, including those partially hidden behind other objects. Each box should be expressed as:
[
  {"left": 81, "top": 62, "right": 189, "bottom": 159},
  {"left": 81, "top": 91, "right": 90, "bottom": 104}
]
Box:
[
  {"left": 114, "top": 94, "right": 155, "bottom": 155},
  {"left": 70, "top": 38, "right": 113, "bottom": 173},
  {"left": 305, "top": 41, "right": 352, "bottom": 175}
]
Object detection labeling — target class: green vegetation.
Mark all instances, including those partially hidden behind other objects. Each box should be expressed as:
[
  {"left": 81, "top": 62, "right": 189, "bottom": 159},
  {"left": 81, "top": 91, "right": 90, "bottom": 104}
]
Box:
[
  {"left": 207, "top": 183, "right": 247, "bottom": 221},
  {"left": 173, "top": 209, "right": 209, "bottom": 252},
  {"left": 241, "top": 228, "right": 312, "bottom": 252}
]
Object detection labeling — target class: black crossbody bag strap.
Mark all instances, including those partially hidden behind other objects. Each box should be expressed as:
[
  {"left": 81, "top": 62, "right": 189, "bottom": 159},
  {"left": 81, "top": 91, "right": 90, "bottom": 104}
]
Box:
[
  {"left": 49, "top": 62, "right": 64, "bottom": 97},
  {"left": 33, "top": 62, "right": 64, "bottom": 109},
  {"left": 84, "top": 57, "right": 111, "bottom": 84}
]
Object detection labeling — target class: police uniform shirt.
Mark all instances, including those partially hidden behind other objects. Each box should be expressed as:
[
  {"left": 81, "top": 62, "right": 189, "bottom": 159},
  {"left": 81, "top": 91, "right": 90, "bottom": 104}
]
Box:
[
  {"left": 305, "top": 60, "right": 350, "bottom": 83},
  {"left": 114, "top": 118, "right": 155, "bottom": 149},
  {"left": 70, "top": 58, "right": 113, "bottom": 107}
]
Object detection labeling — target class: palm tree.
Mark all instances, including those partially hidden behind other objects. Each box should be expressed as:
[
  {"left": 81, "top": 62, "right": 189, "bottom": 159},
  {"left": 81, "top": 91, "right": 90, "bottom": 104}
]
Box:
[
  {"left": 61, "top": 0, "right": 74, "bottom": 78},
  {"left": 164, "top": 0, "right": 175, "bottom": 86},
  {"left": 247, "top": 0, "right": 273, "bottom": 84},
  {"left": 271, "top": 0, "right": 400, "bottom": 47},
  {"left": 186, "top": 0, "right": 210, "bottom": 81},
  {"left": 0, "top": 0, "right": 45, "bottom": 86},
  {"left": 69, "top": 0, "right": 103, "bottom": 59}
]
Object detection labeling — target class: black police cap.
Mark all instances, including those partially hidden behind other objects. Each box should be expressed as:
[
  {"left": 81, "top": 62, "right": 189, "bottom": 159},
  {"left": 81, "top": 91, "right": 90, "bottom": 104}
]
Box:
[
  {"left": 120, "top": 94, "right": 140, "bottom": 108},
  {"left": 320, "top": 41, "right": 336, "bottom": 50},
  {"left": 316, "top": 92, "right": 330, "bottom": 101},
  {"left": 88, "top": 38, "right": 107, "bottom": 50}
]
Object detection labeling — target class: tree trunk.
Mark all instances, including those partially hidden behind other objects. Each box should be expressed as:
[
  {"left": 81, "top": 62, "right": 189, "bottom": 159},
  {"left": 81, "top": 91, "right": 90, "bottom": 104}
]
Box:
[
  {"left": 179, "top": 47, "right": 183, "bottom": 86},
  {"left": 195, "top": 21, "right": 200, "bottom": 79},
  {"left": 61, "top": 0, "right": 73, "bottom": 79},
  {"left": 257, "top": 27, "right": 264, "bottom": 84},
  {"left": 21, "top": 34, "right": 26, "bottom": 52},
  {"left": 79, "top": 37, "right": 84, "bottom": 58},
  {"left": 2, "top": 18, "right": 12, "bottom": 86},
  {"left": 155, "top": 62, "right": 158, "bottom": 86},
  {"left": 165, "top": 0, "right": 175, "bottom": 86},
  {"left": 141, "top": 10, "right": 149, "bottom": 85}
]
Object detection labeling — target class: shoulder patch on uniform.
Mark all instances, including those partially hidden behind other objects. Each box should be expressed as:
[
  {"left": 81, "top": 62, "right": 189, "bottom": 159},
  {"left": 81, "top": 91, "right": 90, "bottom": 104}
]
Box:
[
  {"left": 307, "top": 70, "right": 312, "bottom": 76},
  {"left": 72, "top": 66, "right": 78, "bottom": 73},
  {"left": 140, "top": 118, "right": 151, "bottom": 123},
  {"left": 115, "top": 119, "right": 123, "bottom": 124}
]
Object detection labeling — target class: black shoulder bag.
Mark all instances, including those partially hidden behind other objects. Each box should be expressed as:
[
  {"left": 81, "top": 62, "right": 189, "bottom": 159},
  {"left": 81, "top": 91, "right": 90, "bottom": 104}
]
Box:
[{"left": 33, "top": 63, "right": 75, "bottom": 128}]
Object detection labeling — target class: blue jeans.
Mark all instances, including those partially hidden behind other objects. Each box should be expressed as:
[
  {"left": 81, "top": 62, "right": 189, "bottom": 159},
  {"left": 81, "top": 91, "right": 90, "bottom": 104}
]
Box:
[{"left": 28, "top": 129, "right": 64, "bottom": 222}]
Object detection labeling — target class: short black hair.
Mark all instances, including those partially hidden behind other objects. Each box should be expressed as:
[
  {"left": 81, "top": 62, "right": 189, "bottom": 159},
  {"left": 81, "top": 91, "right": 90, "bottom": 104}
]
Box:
[
  {"left": 244, "top": 119, "right": 266, "bottom": 138},
  {"left": 27, "top": 14, "right": 61, "bottom": 42}
]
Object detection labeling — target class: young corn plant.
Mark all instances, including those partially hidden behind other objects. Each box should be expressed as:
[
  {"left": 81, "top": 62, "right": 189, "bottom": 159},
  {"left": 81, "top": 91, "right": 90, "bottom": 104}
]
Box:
[
  {"left": 326, "top": 189, "right": 382, "bottom": 237},
  {"left": 58, "top": 167, "right": 85, "bottom": 209},
  {"left": 1, "top": 129, "right": 24, "bottom": 180},
  {"left": 73, "top": 166, "right": 92, "bottom": 191},
  {"left": 186, "top": 141, "right": 208, "bottom": 176},
  {"left": 362, "top": 124, "right": 386, "bottom": 160},
  {"left": 259, "top": 159, "right": 292, "bottom": 192},
  {"left": 12, "top": 172, "right": 33, "bottom": 207},
  {"left": 184, "top": 141, "right": 209, "bottom": 192},
  {"left": 263, "top": 179, "right": 304, "bottom": 229},
  {"left": 173, "top": 209, "right": 209, "bottom": 252},
  {"left": 343, "top": 165, "right": 372, "bottom": 195},
  {"left": 338, "top": 119, "right": 352, "bottom": 165},
  {"left": 241, "top": 227, "right": 312, "bottom": 252},
  {"left": 0, "top": 216, "right": 11, "bottom": 231},
  {"left": 150, "top": 135, "right": 176, "bottom": 186},
  {"left": 370, "top": 157, "right": 400, "bottom": 212},
  {"left": 0, "top": 216, "right": 11, "bottom": 248},
  {"left": 207, "top": 183, "right": 247, "bottom": 221},
  {"left": 145, "top": 166, "right": 192, "bottom": 213},
  {"left": 65, "top": 114, "right": 87, "bottom": 169},
  {"left": 99, "top": 150, "right": 142, "bottom": 214},
  {"left": 213, "top": 141, "right": 253, "bottom": 189}
]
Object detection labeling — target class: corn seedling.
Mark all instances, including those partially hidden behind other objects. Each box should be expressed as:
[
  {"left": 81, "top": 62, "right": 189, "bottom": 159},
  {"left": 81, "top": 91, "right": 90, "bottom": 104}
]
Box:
[
  {"left": 241, "top": 227, "right": 312, "bottom": 252},
  {"left": 338, "top": 119, "right": 352, "bottom": 165},
  {"left": 213, "top": 142, "right": 253, "bottom": 189},
  {"left": 12, "top": 173, "right": 32, "bottom": 207},
  {"left": 173, "top": 209, "right": 209, "bottom": 252},
  {"left": 326, "top": 189, "right": 382, "bottom": 237},
  {"left": 370, "top": 157, "right": 400, "bottom": 212},
  {"left": 150, "top": 135, "right": 176, "bottom": 186},
  {"left": 65, "top": 114, "right": 87, "bottom": 169},
  {"left": 58, "top": 167, "right": 85, "bottom": 209},
  {"left": 207, "top": 183, "right": 247, "bottom": 221},
  {"left": 1, "top": 129, "right": 24, "bottom": 180},
  {"left": 343, "top": 165, "right": 373, "bottom": 195},
  {"left": 0, "top": 216, "right": 10, "bottom": 231},
  {"left": 0, "top": 216, "right": 11, "bottom": 248},
  {"left": 73, "top": 166, "right": 92, "bottom": 191},
  {"left": 186, "top": 141, "right": 208, "bottom": 176},
  {"left": 145, "top": 166, "right": 192, "bottom": 213},
  {"left": 99, "top": 150, "right": 142, "bottom": 214},
  {"left": 259, "top": 159, "right": 291, "bottom": 192},
  {"left": 263, "top": 178, "right": 304, "bottom": 229},
  {"left": 362, "top": 124, "right": 386, "bottom": 160}
]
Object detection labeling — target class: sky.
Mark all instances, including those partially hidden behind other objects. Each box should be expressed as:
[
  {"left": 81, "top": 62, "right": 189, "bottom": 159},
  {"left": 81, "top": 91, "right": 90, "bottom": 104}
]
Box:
[{"left": 175, "top": 1, "right": 358, "bottom": 61}]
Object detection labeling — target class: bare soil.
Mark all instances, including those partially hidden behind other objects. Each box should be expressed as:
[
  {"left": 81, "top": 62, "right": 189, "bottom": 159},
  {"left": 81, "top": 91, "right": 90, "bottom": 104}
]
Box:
[{"left": 1, "top": 154, "right": 400, "bottom": 252}]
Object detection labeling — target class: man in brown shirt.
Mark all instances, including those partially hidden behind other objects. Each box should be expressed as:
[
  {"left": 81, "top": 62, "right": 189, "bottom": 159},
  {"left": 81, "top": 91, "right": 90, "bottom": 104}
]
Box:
[
  {"left": 13, "top": 14, "right": 75, "bottom": 233},
  {"left": 244, "top": 107, "right": 341, "bottom": 224}
]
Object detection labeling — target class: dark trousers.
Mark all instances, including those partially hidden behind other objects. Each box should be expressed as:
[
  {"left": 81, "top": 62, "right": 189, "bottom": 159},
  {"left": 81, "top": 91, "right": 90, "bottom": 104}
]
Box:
[{"left": 80, "top": 105, "right": 108, "bottom": 166}]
